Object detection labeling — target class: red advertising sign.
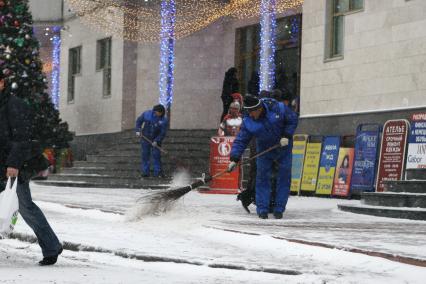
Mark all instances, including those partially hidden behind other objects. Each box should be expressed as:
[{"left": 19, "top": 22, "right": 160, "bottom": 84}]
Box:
[
  {"left": 207, "top": 136, "right": 241, "bottom": 194},
  {"left": 332, "top": 148, "right": 354, "bottom": 197},
  {"left": 375, "top": 120, "right": 410, "bottom": 192}
]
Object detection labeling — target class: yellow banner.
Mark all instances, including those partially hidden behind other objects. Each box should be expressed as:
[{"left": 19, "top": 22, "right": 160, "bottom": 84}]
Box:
[
  {"left": 290, "top": 135, "right": 308, "bottom": 194},
  {"left": 300, "top": 142, "right": 322, "bottom": 192},
  {"left": 315, "top": 167, "right": 336, "bottom": 195}
]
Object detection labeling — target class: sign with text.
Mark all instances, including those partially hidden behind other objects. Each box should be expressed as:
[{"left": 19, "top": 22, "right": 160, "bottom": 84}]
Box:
[
  {"left": 351, "top": 124, "right": 381, "bottom": 194},
  {"left": 406, "top": 113, "right": 426, "bottom": 169},
  {"left": 300, "top": 141, "right": 322, "bottom": 192},
  {"left": 375, "top": 120, "right": 409, "bottom": 192},
  {"left": 208, "top": 136, "right": 241, "bottom": 194},
  {"left": 316, "top": 136, "right": 340, "bottom": 195},
  {"left": 290, "top": 135, "right": 309, "bottom": 194},
  {"left": 332, "top": 148, "right": 354, "bottom": 197}
]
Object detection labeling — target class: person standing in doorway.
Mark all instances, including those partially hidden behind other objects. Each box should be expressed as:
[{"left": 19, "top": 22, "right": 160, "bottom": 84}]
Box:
[
  {"left": 135, "top": 104, "right": 168, "bottom": 178},
  {"left": 220, "top": 67, "right": 239, "bottom": 122}
]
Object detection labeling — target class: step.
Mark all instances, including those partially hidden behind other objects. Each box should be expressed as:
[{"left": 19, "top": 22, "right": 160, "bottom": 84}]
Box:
[
  {"left": 61, "top": 167, "right": 142, "bottom": 177},
  {"left": 338, "top": 204, "right": 426, "bottom": 220},
  {"left": 47, "top": 173, "right": 172, "bottom": 185},
  {"left": 97, "top": 142, "right": 210, "bottom": 152},
  {"left": 362, "top": 192, "right": 426, "bottom": 208},
  {"left": 71, "top": 161, "right": 209, "bottom": 172},
  {"left": 86, "top": 154, "right": 209, "bottom": 164},
  {"left": 100, "top": 149, "right": 210, "bottom": 158},
  {"left": 33, "top": 180, "right": 170, "bottom": 190},
  {"left": 383, "top": 180, "right": 426, "bottom": 194},
  {"left": 121, "top": 136, "right": 211, "bottom": 145},
  {"left": 406, "top": 169, "right": 426, "bottom": 180}
]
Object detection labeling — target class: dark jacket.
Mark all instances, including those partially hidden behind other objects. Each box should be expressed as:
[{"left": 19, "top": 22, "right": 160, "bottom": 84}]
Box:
[
  {"left": 0, "top": 95, "right": 41, "bottom": 184},
  {"left": 221, "top": 68, "right": 239, "bottom": 104}
]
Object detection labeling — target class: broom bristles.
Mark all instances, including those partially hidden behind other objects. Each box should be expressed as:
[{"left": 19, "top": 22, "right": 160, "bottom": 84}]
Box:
[{"left": 127, "top": 178, "right": 208, "bottom": 219}]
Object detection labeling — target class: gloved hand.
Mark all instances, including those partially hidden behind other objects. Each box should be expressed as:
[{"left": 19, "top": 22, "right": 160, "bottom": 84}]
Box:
[
  {"left": 152, "top": 141, "right": 158, "bottom": 147},
  {"left": 227, "top": 161, "right": 238, "bottom": 172},
  {"left": 280, "top": 137, "right": 289, "bottom": 147},
  {"left": 136, "top": 132, "right": 141, "bottom": 137}
]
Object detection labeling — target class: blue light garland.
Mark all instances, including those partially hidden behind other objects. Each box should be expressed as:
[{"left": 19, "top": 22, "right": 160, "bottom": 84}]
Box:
[
  {"left": 259, "top": 0, "right": 277, "bottom": 92},
  {"left": 159, "top": 0, "right": 176, "bottom": 110},
  {"left": 51, "top": 26, "right": 61, "bottom": 109}
]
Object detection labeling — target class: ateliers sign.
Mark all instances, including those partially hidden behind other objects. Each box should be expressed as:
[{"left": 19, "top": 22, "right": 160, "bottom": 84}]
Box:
[{"left": 375, "top": 120, "right": 409, "bottom": 192}]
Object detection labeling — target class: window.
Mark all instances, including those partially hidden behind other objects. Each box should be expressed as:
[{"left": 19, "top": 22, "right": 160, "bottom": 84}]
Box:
[
  {"left": 235, "top": 14, "right": 302, "bottom": 112},
  {"left": 68, "top": 46, "right": 81, "bottom": 103},
  {"left": 325, "top": 0, "right": 364, "bottom": 60},
  {"left": 96, "top": 37, "right": 112, "bottom": 97}
]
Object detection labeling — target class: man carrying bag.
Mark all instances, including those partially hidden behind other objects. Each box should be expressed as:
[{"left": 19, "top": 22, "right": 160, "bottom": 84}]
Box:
[{"left": 0, "top": 75, "right": 63, "bottom": 266}]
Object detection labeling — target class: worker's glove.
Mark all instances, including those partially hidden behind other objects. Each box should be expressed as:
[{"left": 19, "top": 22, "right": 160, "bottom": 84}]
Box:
[
  {"left": 136, "top": 132, "right": 141, "bottom": 137},
  {"left": 280, "top": 137, "right": 289, "bottom": 147},
  {"left": 227, "top": 161, "right": 238, "bottom": 172},
  {"left": 152, "top": 141, "right": 158, "bottom": 147}
]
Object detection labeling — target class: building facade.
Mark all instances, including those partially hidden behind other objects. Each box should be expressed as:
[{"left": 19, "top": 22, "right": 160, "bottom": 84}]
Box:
[{"left": 31, "top": 0, "right": 426, "bottom": 137}]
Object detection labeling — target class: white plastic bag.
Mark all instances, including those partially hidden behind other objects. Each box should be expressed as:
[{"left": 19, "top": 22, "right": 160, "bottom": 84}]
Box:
[{"left": 0, "top": 178, "right": 19, "bottom": 235}]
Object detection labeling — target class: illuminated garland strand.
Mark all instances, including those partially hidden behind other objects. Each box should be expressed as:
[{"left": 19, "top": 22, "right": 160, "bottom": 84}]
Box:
[
  {"left": 259, "top": 0, "right": 277, "bottom": 92},
  {"left": 65, "top": 0, "right": 303, "bottom": 43},
  {"left": 159, "top": 0, "right": 176, "bottom": 109},
  {"left": 51, "top": 26, "right": 61, "bottom": 109}
]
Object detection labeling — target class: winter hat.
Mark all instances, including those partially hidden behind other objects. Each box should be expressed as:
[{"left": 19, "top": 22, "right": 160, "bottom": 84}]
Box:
[
  {"left": 243, "top": 95, "right": 261, "bottom": 111},
  {"left": 153, "top": 104, "right": 166, "bottom": 114}
]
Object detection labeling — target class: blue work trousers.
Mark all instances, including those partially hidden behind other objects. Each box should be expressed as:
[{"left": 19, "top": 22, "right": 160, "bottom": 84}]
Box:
[
  {"left": 140, "top": 140, "right": 162, "bottom": 176},
  {"left": 16, "top": 181, "right": 62, "bottom": 257},
  {"left": 255, "top": 148, "right": 292, "bottom": 215}
]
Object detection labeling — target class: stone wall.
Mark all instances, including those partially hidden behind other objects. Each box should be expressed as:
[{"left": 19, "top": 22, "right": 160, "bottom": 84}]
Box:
[
  {"left": 300, "top": 0, "right": 426, "bottom": 117},
  {"left": 59, "top": 17, "right": 125, "bottom": 135}
]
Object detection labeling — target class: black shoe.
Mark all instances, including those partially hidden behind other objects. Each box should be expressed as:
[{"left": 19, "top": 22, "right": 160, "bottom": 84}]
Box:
[
  {"left": 141, "top": 173, "right": 150, "bottom": 178},
  {"left": 258, "top": 213, "right": 268, "bottom": 219},
  {"left": 273, "top": 212, "right": 283, "bottom": 219},
  {"left": 39, "top": 247, "right": 63, "bottom": 266}
]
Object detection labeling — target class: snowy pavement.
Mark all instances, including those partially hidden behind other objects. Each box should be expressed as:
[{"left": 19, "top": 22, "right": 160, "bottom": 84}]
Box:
[{"left": 1, "top": 180, "right": 425, "bottom": 283}]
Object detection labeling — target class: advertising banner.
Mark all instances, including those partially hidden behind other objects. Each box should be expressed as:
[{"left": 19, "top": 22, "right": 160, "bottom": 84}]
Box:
[
  {"left": 332, "top": 148, "right": 355, "bottom": 197},
  {"left": 290, "top": 135, "right": 309, "bottom": 194},
  {"left": 351, "top": 124, "right": 381, "bottom": 194},
  {"left": 406, "top": 113, "right": 426, "bottom": 169},
  {"left": 315, "top": 136, "right": 340, "bottom": 195},
  {"left": 208, "top": 136, "right": 241, "bottom": 194},
  {"left": 375, "top": 120, "right": 409, "bottom": 192},
  {"left": 300, "top": 141, "right": 322, "bottom": 192}
]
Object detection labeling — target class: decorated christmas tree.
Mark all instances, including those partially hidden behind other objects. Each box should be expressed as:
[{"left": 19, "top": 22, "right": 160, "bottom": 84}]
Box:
[{"left": 0, "top": 0, "right": 72, "bottom": 149}]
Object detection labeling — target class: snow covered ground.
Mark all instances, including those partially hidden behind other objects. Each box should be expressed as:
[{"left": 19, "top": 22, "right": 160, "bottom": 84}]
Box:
[{"left": 1, "top": 181, "right": 425, "bottom": 283}]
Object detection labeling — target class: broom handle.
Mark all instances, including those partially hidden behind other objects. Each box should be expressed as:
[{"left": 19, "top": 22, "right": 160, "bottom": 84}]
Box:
[
  {"left": 140, "top": 133, "right": 169, "bottom": 155},
  {"left": 209, "top": 143, "right": 281, "bottom": 180}
]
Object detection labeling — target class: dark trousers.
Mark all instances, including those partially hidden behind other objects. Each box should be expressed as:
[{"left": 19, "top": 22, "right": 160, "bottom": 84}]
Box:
[
  {"left": 220, "top": 97, "right": 231, "bottom": 122},
  {"left": 17, "top": 181, "right": 61, "bottom": 257}
]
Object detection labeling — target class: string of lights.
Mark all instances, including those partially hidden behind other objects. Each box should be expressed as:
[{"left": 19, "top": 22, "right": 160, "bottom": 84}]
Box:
[
  {"left": 65, "top": 0, "right": 303, "bottom": 43},
  {"left": 158, "top": 0, "right": 176, "bottom": 109},
  {"left": 51, "top": 26, "right": 61, "bottom": 109},
  {"left": 259, "top": 0, "right": 277, "bottom": 92}
]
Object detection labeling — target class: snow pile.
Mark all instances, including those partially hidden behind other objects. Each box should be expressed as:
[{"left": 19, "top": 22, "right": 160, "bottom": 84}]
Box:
[{"left": 126, "top": 170, "right": 192, "bottom": 220}]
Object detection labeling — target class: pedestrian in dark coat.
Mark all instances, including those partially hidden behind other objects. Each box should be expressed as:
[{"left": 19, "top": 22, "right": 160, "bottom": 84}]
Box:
[
  {"left": 220, "top": 67, "right": 239, "bottom": 122},
  {"left": 227, "top": 95, "right": 298, "bottom": 219},
  {"left": 0, "top": 76, "right": 62, "bottom": 265},
  {"left": 135, "top": 104, "right": 168, "bottom": 177}
]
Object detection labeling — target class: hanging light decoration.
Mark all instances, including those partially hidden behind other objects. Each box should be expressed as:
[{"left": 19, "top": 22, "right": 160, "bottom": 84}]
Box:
[
  {"left": 159, "top": 0, "right": 176, "bottom": 109},
  {"left": 51, "top": 26, "right": 61, "bottom": 109},
  {"left": 259, "top": 0, "right": 277, "bottom": 92},
  {"left": 65, "top": 0, "right": 303, "bottom": 43}
]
